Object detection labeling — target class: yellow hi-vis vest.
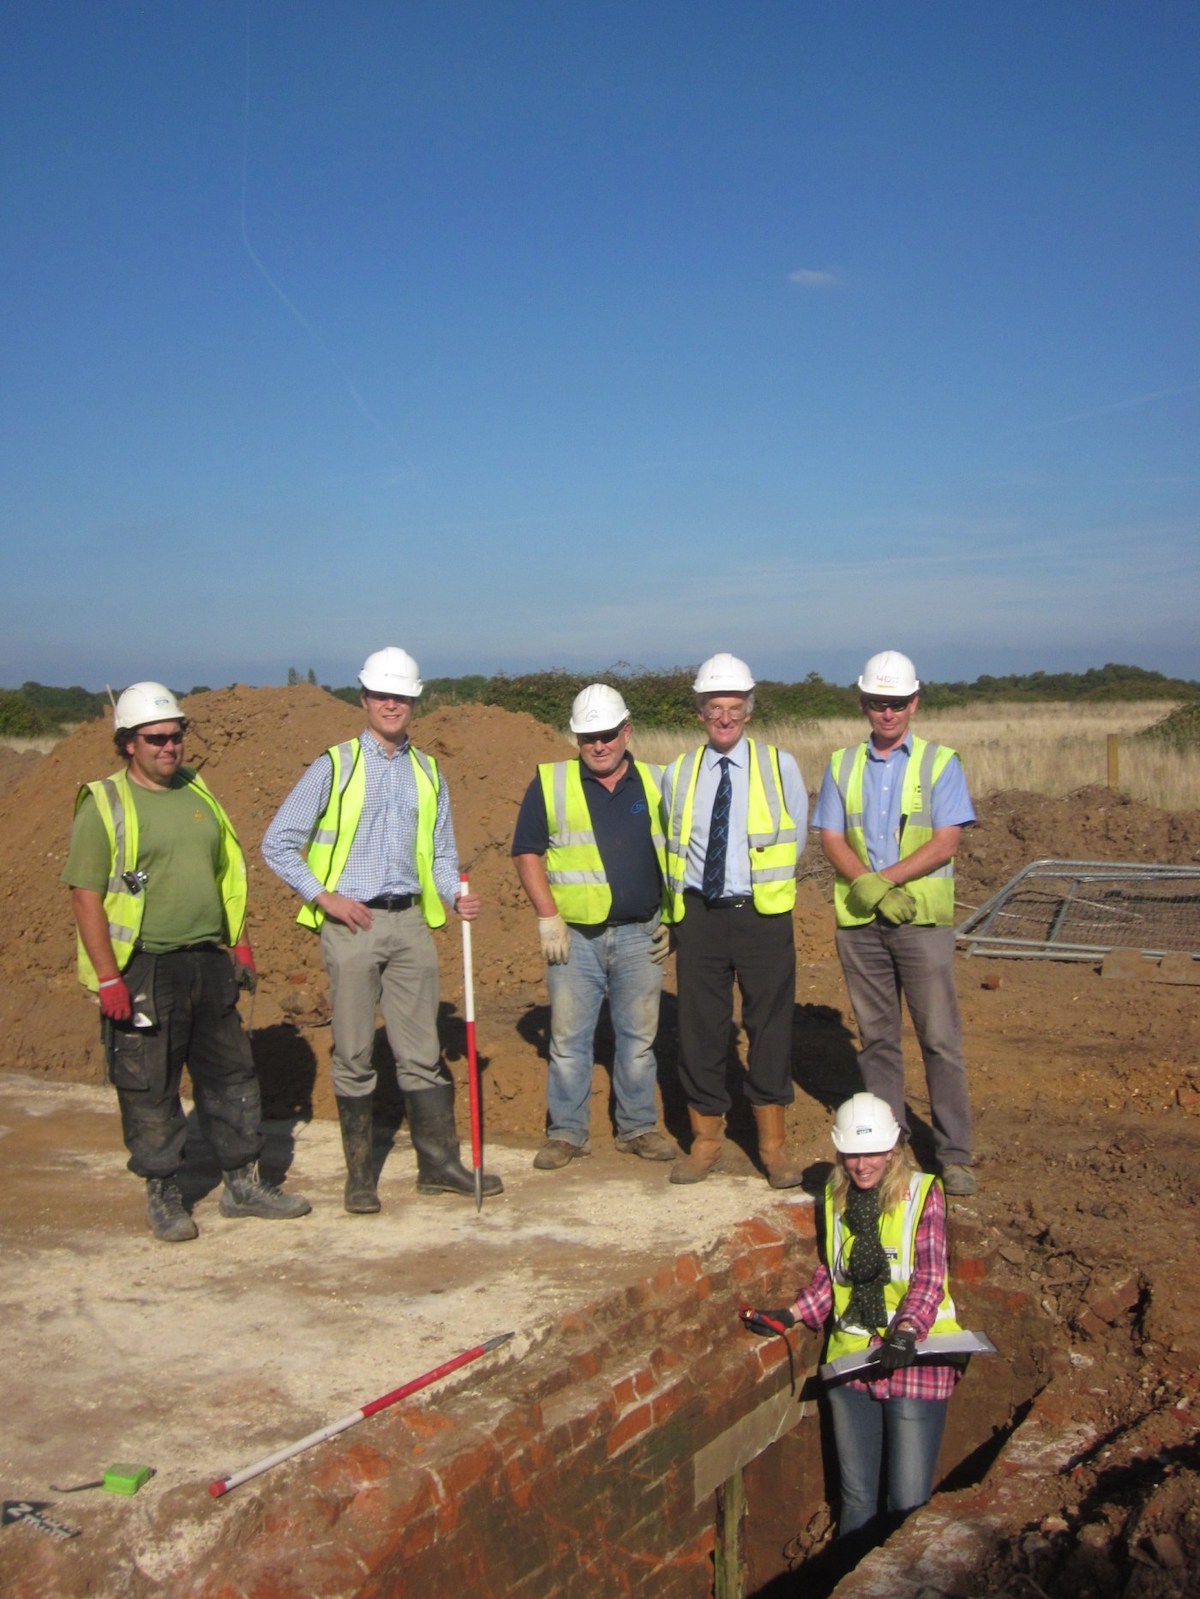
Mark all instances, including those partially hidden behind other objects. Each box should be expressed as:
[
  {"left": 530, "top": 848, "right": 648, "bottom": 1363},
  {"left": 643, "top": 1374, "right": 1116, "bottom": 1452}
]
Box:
[
  {"left": 538, "top": 759, "right": 667, "bottom": 925},
  {"left": 662, "top": 740, "right": 798, "bottom": 921},
  {"left": 73, "top": 766, "right": 248, "bottom": 991},
  {"left": 830, "top": 735, "right": 958, "bottom": 927},
  {"left": 824, "top": 1172, "right": 962, "bottom": 1363},
  {"left": 296, "top": 739, "right": 445, "bottom": 931}
]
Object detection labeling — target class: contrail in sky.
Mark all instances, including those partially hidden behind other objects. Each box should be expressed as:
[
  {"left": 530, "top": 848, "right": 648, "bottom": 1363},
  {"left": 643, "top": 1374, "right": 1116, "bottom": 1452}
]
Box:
[
  {"left": 239, "top": 25, "right": 415, "bottom": 471},
  {"left": 1012, "top": 383, "right": 1200, "bottom": 435}
]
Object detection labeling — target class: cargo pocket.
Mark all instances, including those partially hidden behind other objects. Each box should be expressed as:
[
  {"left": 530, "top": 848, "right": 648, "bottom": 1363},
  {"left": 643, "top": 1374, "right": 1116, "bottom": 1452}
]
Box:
[{"left": 108, "top": 1026, "right": 151, "bottom": 1092}]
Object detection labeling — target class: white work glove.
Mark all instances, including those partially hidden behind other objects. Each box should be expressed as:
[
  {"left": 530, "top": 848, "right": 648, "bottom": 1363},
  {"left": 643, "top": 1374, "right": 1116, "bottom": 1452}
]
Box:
[
  {"left": 538, "top": 914, "right": 572, "bottom": 965},
  {"left": 648, "top": 923, "right": 671, "bottom": 965}
]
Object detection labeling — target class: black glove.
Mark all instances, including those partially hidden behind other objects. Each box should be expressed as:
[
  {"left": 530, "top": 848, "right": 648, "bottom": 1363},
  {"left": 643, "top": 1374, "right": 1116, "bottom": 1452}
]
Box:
[
  {"left": 740, "top": 1307, "right": 795, "bottom": 1337},
  {"left": 872, "top": 1327, "right": 918, "bottom": 1371}
]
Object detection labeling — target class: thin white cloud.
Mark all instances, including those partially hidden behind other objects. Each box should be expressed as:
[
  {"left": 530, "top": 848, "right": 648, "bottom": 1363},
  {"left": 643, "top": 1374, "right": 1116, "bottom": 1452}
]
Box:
[{"left": 788, "top": 269, "right": 841, "bottom": 289}]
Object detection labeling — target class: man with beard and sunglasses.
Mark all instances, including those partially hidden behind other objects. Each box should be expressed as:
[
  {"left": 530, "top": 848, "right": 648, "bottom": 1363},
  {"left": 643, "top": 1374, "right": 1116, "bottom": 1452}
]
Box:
[
  {"left": 63, "top": 681, "right": 311, "bottom": 1241},
  {"left": 813, "top": 651, "right": 977, "bottom": 1197}
]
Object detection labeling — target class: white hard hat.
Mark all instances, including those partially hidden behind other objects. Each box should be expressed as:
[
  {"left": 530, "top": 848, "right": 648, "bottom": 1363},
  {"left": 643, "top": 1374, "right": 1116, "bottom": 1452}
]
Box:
[
  {"left": 857, "top": 650, "right": 919, "bottom": 698},
  {"left": 358, "top": 647, "right": 423, "bottom": 697},
  {"left": 830, "top": 1093, "right": 901, "bottom": 1154},
  {"left": 113, "top": 682, "right": 184, "bottom": 732},
  {"left": 693, "top": 653, "right": 755, "bottom": 694},
  {"left": 569, "top": 684, "right": 630, "bottom": 734}
]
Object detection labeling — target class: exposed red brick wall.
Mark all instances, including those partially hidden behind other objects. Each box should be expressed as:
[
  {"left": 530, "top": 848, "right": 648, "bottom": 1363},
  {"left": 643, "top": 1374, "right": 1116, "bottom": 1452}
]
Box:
[
  {"left": 183, "top": 1202, "right": 817, "bottom": 1598},
  {"left": 182, "top": 1203, "right": 1023, "bottom": 1599}
]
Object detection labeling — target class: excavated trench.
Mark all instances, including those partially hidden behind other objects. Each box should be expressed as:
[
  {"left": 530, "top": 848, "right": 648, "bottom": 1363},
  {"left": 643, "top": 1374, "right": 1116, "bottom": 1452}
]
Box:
[{"left": 727, "top": 1280, "right": 1057, "bottom": 1596}]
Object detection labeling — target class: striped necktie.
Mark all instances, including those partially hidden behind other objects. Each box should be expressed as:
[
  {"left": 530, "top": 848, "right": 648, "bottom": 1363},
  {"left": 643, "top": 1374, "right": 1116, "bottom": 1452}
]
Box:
[{"left": 703, "top": 757, "right": 732, "bottom": 901}]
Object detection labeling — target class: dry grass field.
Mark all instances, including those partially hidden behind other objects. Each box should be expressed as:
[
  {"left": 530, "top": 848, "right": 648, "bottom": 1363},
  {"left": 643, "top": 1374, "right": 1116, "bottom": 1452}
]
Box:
[
  {"left": 5, "top": 701, "right": 1198, "bottom": 809},
  {"left": 635, "top": 699, "right": 1200, "bottom": 811}
]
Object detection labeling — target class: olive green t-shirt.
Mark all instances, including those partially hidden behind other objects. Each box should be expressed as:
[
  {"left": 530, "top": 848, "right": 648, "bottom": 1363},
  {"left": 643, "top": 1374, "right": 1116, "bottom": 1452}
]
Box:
[{"left": 63, "top": 780, "right": 225, "bottom": 951}]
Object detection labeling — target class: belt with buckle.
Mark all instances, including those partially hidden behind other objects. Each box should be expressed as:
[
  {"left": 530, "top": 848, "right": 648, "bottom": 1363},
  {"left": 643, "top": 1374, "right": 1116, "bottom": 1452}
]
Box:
[
  {"left": 365, "top": 894, "right": 415, "bottom": 912},
  {"left": 684, "top": 889, "right": 753, "bottom": 911}
]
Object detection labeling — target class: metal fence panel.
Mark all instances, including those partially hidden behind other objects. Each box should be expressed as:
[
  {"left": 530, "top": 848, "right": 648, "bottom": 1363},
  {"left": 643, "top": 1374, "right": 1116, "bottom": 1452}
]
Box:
[{"left": 956, "top": 860, "right": 1200, "bottom": 961}]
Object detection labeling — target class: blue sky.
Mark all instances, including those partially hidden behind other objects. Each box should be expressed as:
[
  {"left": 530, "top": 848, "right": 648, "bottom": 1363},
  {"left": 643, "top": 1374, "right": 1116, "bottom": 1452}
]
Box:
[{"left": 3, "top": 1, "right": 1197, "bottom": 691}]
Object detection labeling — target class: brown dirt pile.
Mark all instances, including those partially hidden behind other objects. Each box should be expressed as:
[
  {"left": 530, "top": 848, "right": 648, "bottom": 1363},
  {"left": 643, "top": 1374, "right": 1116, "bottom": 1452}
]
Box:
[{"left": 4, "top": 688, "right": 1200, "bottom": 1130}]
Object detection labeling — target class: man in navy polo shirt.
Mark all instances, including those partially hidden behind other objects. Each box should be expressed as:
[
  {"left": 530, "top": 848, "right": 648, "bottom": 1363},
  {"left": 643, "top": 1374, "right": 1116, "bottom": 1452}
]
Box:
[{"left": 512, "top": 684, "right": 675, "bottom": 1171}]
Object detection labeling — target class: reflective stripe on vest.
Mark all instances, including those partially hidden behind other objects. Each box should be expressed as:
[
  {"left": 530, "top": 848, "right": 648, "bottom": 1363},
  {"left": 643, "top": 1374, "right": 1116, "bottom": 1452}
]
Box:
[
  {"left": 539, "top": 759, "right": 667, "bottom": 925},
  {"left": 823, "top": 1172, "right": 961, "bottom": 1363},
  {"left": 73, "top": 766, "right": 248, "bottom": 990},
  {"left": 662, "top": 740, "right": 798, "bottom": 920},
  {"left": 296, "top": 739, "right": 445, "bottom": 930},
  {"left": 830, "top": 735, "right": 957, "bottom": 927}
]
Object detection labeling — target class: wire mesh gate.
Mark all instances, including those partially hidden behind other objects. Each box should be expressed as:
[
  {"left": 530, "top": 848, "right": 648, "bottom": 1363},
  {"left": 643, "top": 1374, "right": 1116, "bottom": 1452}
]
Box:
[{"left": 956, "top": 860, "right": 1200, "bottom": 962}]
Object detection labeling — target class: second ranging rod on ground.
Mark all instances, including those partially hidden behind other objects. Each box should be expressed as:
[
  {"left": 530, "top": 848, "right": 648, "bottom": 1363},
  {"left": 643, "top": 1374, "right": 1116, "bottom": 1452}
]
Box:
[{"left": 209, "top": 1333, "right": 515, "bottom": 1498}]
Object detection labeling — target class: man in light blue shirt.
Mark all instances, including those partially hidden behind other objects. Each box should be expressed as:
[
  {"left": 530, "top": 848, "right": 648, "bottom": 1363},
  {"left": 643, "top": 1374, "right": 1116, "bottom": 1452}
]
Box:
[
  {"left": 813, "top": 650, "right": 977, "bottom": 1195},
  {"left": 263, "top": 647, "right": 502, "bottom": 1214}
]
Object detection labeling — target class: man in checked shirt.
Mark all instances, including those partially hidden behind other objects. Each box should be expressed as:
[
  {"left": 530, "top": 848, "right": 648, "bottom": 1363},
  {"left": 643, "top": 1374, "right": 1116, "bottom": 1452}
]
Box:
[{"left": 262, "top": 647, "right": 503, "bottom": 1213}]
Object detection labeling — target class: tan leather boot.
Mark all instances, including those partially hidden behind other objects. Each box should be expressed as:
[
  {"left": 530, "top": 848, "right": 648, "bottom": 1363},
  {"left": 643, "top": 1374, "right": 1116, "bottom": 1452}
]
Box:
[
  {"left": 669, "top": 1109, "right": 725, "bottom": 1185},
  {"left": 753, "top": 1103, "right": 804, "bottom": 1189}
]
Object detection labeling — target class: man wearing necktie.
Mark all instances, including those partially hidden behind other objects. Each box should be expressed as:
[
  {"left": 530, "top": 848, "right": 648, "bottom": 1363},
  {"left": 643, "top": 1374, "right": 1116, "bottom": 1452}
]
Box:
[{"left": 662, "top": 654, "right": 808, "bottom": 1186}]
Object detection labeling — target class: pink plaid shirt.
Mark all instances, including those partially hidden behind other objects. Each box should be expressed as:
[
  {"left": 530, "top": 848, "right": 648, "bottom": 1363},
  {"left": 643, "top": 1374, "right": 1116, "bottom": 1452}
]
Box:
[{"left": 791, "top": 1178, "right": 959, "bottom": 1401}]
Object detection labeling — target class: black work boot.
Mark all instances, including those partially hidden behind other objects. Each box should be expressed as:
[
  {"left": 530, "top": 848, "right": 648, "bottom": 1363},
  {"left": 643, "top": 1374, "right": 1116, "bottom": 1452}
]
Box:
[
  {"left": 219, "top": 1161, "right": 312, "bottom": 1220},
  {"left": 146, "top": 1176, "right": 199, "bottom": 1242},
  {"left": 405, "top": 1083, "right": 504, "bottom": 1197},
  {"left": 335, "top": 1094, "right": 381, "bottom": 1214}
]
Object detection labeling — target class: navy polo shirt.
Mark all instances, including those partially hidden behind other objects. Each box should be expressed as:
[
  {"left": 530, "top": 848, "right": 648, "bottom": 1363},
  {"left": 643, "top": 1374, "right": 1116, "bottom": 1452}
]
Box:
[{"left": 511, "top": 757, "right": 662, "bottom": 925}]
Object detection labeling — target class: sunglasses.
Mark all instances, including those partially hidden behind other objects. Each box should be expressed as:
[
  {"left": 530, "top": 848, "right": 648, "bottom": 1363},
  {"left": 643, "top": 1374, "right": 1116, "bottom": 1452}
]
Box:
[
  {"left": 139, "top": 729, "right": 186, "bottom": 747},
  {"left": 863, "top": 697, "right": 912, "bottom": 713},
  {"left": 578, "top": 726, "right": 625, "bottom": 745}
]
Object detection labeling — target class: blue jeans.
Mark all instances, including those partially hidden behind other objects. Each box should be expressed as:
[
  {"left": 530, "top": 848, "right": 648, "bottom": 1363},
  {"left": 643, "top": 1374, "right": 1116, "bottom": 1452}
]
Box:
[
  {"left": 545, "top": 919, "right": 664, "bottom": 1144},
  {"left": 827, "top": 1383, "right": 949, "bottom": 1536}
]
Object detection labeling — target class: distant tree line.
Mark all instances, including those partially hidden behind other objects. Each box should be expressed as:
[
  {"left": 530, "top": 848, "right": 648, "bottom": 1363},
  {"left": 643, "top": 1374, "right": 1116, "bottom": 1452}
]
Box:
[{"left": 1, "top": 662, "right": 1195, "bottom": 738}]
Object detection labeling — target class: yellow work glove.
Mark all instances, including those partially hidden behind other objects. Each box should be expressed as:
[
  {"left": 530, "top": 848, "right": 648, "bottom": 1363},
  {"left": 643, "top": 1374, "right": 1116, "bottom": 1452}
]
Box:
[
  {"left": 537, "top": 914, "right": 572, "bottom": 965},
  {"left": 878, "top": 886, "right": 918, "bottom": 925},
  {"left": 845, "top": 872, "right": 893, "bottom": 919},
  {"left": 648, "top": 923, "right": 671, "bottom": 965}
]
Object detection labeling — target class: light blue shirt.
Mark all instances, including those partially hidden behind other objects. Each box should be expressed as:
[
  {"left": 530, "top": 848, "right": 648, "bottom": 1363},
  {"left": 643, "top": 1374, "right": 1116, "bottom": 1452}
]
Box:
[
  {"left": 811, "top": 733, "right": 974, "bottom": 872},
  {"left": 680, "top": 737, "right": 808, "bottom": 897},
  {"left": 261, "top": 730, "right": 462, "bottom": 906}
]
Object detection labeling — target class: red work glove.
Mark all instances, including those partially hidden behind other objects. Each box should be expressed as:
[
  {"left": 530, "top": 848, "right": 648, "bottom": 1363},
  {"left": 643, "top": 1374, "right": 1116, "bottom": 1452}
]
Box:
[
  {"left": 98, "top": 976, "right": 132, "bottom": 1023},
  {"left": 740, "top": 1307, "right": 796, "bottom": 1337},
  {"left": 232, "top": 941, "right": 257, "bottom": 994}
]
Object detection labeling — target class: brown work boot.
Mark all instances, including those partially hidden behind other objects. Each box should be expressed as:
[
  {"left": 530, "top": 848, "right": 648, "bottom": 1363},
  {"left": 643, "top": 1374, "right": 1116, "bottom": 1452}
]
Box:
[
  {"left": 669, "top": 1110, "right": 725, "bottom": 1185},
  {"left": 752, "top": 1103, "right": 804, "bottom": 1189},
  {"left": 614, "top": 1130, "right": 676, "bottom": 1161}
]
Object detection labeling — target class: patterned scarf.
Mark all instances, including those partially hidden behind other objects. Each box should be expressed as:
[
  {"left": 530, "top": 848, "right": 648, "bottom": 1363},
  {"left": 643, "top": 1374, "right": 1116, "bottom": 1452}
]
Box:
[{"left": 842, "top": 1181, "right": 890, "bottom": 1332}]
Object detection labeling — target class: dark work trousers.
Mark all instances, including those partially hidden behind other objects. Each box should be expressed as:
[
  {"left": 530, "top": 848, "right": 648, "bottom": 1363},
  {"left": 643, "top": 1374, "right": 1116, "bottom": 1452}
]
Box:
[
  {"left": 673, "top": 893, "right": 796, "bottom": 1116},
  {"left": 105, "top": 947, "right": 264, "bottom": 1179}
]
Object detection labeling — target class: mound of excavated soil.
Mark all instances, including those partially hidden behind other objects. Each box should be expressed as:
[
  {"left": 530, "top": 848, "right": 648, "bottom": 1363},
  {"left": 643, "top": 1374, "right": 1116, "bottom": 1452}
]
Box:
[
  {"left": 0, "top": 742, "right": 39, "bottom": 797},
  {"left": 5, "top": 688, "right": 1200, "bottom": 1133},
  {"left": 1, "top": 687, "right": 574, "bottom": 1122}
]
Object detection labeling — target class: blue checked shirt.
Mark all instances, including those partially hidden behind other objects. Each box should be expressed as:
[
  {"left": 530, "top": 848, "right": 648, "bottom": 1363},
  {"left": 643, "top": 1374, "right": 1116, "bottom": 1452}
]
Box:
[{"left": 261, "top": 730, "right": 463, "bottom": 909}]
